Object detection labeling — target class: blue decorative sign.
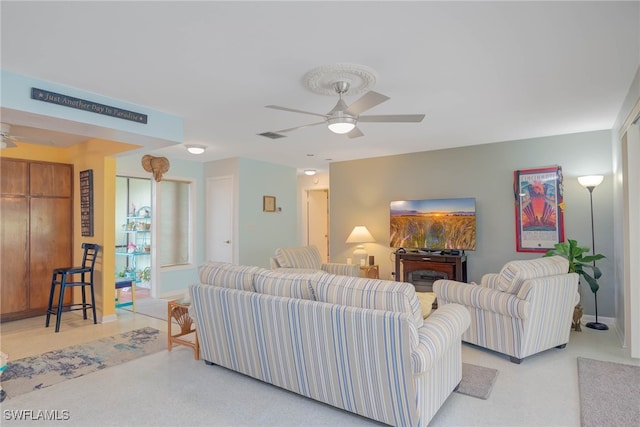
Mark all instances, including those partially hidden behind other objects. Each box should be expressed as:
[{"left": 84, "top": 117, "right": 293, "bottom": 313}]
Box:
[{"left": 31, "top": 87, "right": 148, "bottom": 124}]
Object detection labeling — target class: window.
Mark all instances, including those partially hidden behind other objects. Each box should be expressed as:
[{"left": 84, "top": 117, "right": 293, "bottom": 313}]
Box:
[{"left": 158, "top": 179, "right": 193, "bottom": 267}]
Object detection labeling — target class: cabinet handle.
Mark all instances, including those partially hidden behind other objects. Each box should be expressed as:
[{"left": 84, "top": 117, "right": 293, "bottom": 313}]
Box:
[
  {"left": 422, "top": 257, "right": 431, "bottom": 261},
  {"left": 224, "top": 240, "right": 231, "bottom": 244}
]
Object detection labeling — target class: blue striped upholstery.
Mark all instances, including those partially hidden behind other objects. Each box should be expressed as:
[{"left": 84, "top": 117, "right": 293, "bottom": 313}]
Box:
[
  {"left": 190, "top": 267, "right": 471, "bottom": 426},
  {"left": 198, "top": 261, "right": 266, "bottom": 292},
  {"left": 434, "top": 257, "right": 579, "bottom": 362},
  {"left": 275, "top": 246, "right": 323, "bottom": 269},
  {"left": 497, "top": 256, "right": 569, "bottom": 294},
  {"left": 311, "top": 273, "right": 424, "bottom": 348},
  {"left": 254, "top": 270, "right": 317, "bottom": 300},
  {"left": 271, "top": 246, "right": 360, "bottom": 277},
  {"left": 321, "top": 262, "right": 360, "bottom": 277}
]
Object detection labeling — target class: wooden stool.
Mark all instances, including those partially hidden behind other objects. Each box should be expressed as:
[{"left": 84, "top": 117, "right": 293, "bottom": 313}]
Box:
[
  {"left": 115, "top": 279, "right": 136, "bottom": 312},
  {"left": 168, "top": 300, "right": 199, "bottom": 360}
]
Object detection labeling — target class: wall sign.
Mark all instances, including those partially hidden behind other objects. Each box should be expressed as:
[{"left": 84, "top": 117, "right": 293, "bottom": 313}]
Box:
[
  {"left": 31, "top": 87, "right": 148, "bottom": 124},
  {"left": 80, "top": 169, "right": 94, "bottom": 237}
]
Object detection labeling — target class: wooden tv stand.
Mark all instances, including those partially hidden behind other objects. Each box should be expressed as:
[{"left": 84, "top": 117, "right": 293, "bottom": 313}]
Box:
[{"left": 395, "top": 252, "right": 467, "bottom": 291}]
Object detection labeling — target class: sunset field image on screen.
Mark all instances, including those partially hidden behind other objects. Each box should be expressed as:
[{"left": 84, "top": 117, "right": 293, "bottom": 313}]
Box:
[{"left": 389, "top": 198, "right": 476, "bottom": 251}]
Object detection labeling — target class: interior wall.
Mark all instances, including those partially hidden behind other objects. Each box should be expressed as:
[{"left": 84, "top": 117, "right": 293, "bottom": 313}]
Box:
[
  {"left": 330, "top": 130, "right": 615, "bottom": 317},
  {"left": 237, "top": 158, "right": 297, "bottom": 267},
  {"left": 204, "top": 157, "right": 298, "bottom": 269},
  {"left": 116, "top": 154, "right": 204, "bottom": 298}
]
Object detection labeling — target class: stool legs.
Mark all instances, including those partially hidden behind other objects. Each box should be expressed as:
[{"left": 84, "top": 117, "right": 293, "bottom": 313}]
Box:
[{"left": 45, "top": 272, "right": 97, "bottom": 333}]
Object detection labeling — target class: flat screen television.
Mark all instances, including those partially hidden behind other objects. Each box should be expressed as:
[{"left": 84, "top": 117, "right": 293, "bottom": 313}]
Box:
[{"left": 390, "top": 197, "right": 476, "bottom": 251}]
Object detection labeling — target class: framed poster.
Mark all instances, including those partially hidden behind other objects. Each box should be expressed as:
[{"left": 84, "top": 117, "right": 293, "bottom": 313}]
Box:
[
  {"left": 263, "top": 195, "right": 276, "bottom": 212},
  {"left": 514, "top": 165, "right": 564, "bottom": 252},
  {"left": 80, "top": 169, "right": 94, "bottom": 237}
]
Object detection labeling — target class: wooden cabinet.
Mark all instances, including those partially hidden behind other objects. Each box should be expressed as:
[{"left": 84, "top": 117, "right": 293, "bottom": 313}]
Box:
[
  {"left": 394, "top": 252, "right": 467, "bottom": 292},
  {"left": 1, "top": 159, "right": 73, "bottom": 322}
]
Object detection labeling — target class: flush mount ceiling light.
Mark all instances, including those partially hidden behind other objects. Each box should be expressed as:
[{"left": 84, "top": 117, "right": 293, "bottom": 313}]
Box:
[
  {"left": 185, "top": 144, "right": 206, "bottom": 155},
  {"left": 304, "top": 169, "right": 317, "bottom": 176}
]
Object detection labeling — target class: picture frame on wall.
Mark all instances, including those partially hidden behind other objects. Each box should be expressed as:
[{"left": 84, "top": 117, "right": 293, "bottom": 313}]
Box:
[
  {"left": 514, "top": 165, "right": 564, "bottom": 252},
  {"left": 263, "top": 195, "right": 276, "bottom": 212}
]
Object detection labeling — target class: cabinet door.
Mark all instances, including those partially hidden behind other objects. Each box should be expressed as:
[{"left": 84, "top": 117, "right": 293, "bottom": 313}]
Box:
[
  {"left": 0, "top": 196, "right": 28, "bottom": 315},
  {"left": 30, "top": 162, "right": 72, "bottom": 197},
  {"left": 30, "top": 197, "right": 73, "bottom": 310},
  {"left": 1, "top": 159, "right": 28, "bottom": 195}
]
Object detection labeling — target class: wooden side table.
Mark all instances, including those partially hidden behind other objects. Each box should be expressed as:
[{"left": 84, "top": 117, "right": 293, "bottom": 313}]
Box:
[
  {"left": 360, "top": 265, "right": 380, "bottom": 279},
  {"left": 168, "top": 299, "right": 199, "bottom": 360}
]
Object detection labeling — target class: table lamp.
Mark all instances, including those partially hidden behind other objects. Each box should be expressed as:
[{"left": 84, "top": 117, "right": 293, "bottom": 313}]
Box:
[{"left": 346, "top": 226, "right": 375, "bottom": 266}]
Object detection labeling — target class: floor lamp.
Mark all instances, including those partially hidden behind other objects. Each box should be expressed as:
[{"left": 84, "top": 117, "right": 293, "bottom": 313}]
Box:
[{"left": 578, "top": 175, "right": 608, "bottom": 331}]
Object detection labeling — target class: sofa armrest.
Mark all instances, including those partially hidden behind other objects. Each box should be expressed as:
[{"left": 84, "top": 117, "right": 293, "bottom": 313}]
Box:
[
  {"left": 411, "top": 304, "right": 470, "bottom": 373},
  {"left": 321, "top": 263, "right": 360, "bottom": 277},
  {"left": 434, "top": 279, "right": 529, "bottom": 319}
]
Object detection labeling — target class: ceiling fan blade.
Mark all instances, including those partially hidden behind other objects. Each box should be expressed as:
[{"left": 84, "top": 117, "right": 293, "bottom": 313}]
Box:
[
  {"left": 258, "top": 121, "right": 326, "bottom": 139},
  {"left": 346, "top": 127, "right": 364, "bottom": 139},
  {"left": 265, "top": 105, "right": 328, "bottom": 119},
  {"left": 358, "top": 114, "right": 425, "bottom": 123},
  {"left": 345, "top": 91, "right": 390, "bottom": 115}
]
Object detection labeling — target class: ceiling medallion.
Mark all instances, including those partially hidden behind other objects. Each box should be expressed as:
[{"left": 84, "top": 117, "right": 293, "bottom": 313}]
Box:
[{"left": 303, "top": 63, "right": 378, "bottom": 97}]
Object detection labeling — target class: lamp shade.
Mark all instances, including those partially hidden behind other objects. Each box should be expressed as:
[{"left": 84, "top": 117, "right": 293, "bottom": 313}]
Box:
[
  {"left": 345, "top": 226, "right": 375, "bottom": 244},
  {"left": 578, "top": 175, "right": 604, "bottom": 188},
  {"left": 327, "top": 118, "right": 356, "bottom": 134}
]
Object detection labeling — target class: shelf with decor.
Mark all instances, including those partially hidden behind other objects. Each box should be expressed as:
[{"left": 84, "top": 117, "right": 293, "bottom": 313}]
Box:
[{"left": 116, "top": 206, "right": 151, "bottom": 284}]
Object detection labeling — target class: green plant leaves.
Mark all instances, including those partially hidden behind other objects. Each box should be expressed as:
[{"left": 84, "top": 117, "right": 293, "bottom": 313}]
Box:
[{"left": 544, "top": 238, "right": 605, "bottom": 294}]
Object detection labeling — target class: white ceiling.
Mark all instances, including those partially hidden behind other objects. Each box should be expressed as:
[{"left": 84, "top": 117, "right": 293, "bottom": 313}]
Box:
[{"left": 2, "top": 1, "right": 639, "bottom": 174}]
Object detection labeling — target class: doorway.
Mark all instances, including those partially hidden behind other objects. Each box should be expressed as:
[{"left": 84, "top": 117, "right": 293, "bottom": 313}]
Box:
[
  {"left": 206, "top": 176, "right": 234, "bottom": 263},
  {"left": 307, "top": 189, "right": 329, "bottom": 263},
  {"left": 115, "top": 176, "right": 152, "bottom": 303}
]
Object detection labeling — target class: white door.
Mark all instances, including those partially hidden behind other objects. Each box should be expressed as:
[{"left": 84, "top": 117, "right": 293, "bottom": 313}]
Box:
[
  {"left": 307, "top": 189, "right": 329, "bottom": 262},
  {"left": 206, "top": 176, "right": 233, "bottom": 263}
]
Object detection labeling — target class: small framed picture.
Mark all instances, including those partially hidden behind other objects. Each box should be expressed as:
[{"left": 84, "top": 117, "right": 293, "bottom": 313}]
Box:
[{"left": 263, "top": 195, "right": 276, "bottom": 212}]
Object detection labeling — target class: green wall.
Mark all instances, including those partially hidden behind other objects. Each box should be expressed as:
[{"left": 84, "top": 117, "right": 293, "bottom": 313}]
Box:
[{"left": 330, "top": 130, "right": 615, "bottom": 317}]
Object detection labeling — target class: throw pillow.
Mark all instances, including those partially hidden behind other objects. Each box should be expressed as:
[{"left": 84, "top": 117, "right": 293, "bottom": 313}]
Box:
[
  {"left": 416, "top": 292, "right": 436, "bottom": 318},
  {"left": 274, "top": 246, "right": 322, "bottom": 270}
]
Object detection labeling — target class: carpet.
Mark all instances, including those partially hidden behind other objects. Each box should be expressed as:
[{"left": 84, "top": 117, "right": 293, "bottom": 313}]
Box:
[
  {"left": 577, "top": 357, "right": 640, "bottom": 427},
  {"left": 1, "top": 327, "right": 164, "bottom": 399},
  {"left": 456, "top": 362, "right": 498, "bottom": 399},
  {"left": 122, "top": 297, "right": 169, "bottom": 321}
]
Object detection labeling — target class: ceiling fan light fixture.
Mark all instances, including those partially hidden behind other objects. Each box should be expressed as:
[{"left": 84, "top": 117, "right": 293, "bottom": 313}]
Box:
[
  {"left": 186, "top": 144, "right": 206, "bottom": 155},
  {"left": 327, "top": 117, "right": 356, "bottom": 134}
]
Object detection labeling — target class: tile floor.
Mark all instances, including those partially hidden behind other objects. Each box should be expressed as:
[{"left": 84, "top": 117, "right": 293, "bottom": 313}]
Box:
[{"left": 1, "top": 311, "right": 638, "bottom": 426}]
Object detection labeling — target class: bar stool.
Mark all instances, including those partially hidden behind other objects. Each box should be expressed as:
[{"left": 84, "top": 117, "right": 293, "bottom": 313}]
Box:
[{"left": 45, "top": 243, "right": 100, "bottom": 332}]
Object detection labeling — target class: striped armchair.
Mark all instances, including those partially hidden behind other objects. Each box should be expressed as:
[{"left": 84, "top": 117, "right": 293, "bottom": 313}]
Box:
[
  {"left": 434, "top": 256, "right": 579, "bottom": 364},
  {"left": 270, "top": 245, "right": 360, "bottom": 277}
]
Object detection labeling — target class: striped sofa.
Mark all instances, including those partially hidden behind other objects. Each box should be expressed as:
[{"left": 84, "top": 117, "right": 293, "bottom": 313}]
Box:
[
  {"left": 269, "top": 245, "right": 360, "bottom": 277},
  {"left": 434, "top": 256, "right": 579, "bottom": 364},
  {"left": 190, "top": 261, "right": 470, "bottom": 426}
]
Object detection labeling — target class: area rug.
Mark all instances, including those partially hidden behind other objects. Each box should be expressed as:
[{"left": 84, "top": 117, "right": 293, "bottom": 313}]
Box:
[
  {"left": 1, "top": 327, "right": 164, "bottom": 399},
  {"left": 456, "top": 363, "right": 498, "bottom": 399},
  {"left": 122, "top": 297, "right": 169, "bottom": 321},
  {"left": 577, "top": 357, "right": 640, "bottom": 427}
]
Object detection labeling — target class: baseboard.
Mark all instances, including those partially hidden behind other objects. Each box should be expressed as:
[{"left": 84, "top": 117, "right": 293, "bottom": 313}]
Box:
[{"left": 101, "top": 314, "right": 118, "bottom": 323}]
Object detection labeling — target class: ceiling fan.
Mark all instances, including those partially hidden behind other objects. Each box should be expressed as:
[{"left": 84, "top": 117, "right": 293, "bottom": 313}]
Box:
[
  {"left": 1, "top": 123, "right": 19, "bottom": 149},
  {"left": 259, "top": 81, "right": 425, "bottom": 139}
]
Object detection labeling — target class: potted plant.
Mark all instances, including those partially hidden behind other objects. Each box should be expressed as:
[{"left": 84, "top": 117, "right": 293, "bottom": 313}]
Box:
[
  {"left": 544, "top": 239, "right": 605, "bottom": 293},
  {"left": 544, "top": 239, "right": 605, "bottom": 330}
]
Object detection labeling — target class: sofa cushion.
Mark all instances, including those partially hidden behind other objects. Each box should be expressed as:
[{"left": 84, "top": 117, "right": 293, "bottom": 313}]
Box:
[
  {"left": 274, "top": 246, "right": 322, "bottom": 270},
  {"left": 497, "top": 256, "right": 569, "bottom": 294},
  {"left": 198, "top": 261, "right": 264, "bottom": 292},
  {"left": 254, "top": 270, "right": 317, "bottom": 300},
  {"left": 310, "top": 273, "right": 424, "bottom": 330}
]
